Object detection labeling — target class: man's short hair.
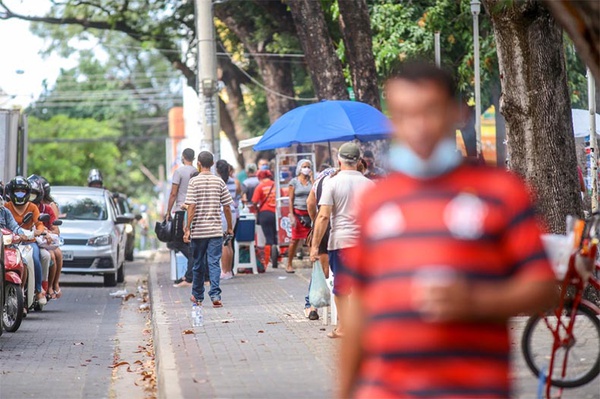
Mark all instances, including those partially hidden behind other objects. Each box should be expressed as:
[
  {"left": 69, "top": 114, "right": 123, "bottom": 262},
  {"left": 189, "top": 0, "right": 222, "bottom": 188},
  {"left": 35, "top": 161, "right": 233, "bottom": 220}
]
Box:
[
  {"left": 182, "top": 148, "right": 195, "bottom": 162},
  {"left": 246, "top": 163, "right": 257, "bottom": 174},
  {"left": 386, "top": 61, "right": 457, "bottom": 99},
  {"left": 198, "top": 151, "right": 214, "bottom": 168},
  {"left": 363, "top": 150, "right": 374, "bottom": 159}
]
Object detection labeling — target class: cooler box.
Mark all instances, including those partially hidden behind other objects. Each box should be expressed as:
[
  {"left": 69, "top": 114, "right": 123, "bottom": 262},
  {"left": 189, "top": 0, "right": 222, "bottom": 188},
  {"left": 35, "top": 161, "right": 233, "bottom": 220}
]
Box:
[
  {"left": 236, "top": 213, "right": 256, "bottom": 242},
  {"left": 170, "top": 250, "right": 188, "bottom": 281}
]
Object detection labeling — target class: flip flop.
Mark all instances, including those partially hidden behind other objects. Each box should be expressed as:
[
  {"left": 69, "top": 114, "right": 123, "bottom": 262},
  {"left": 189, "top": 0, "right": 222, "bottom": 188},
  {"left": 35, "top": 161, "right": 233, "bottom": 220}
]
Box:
[
  {"left": 54, "top": 289, "right": 62, "bottom": 299},
  {"left": 285, "top": 269, "right": 295, "bottom": 274},
  {"left": 212, "top": 300, "right": 223, "bottom": 308},
  {"left": 327, "top": 329, "right": 344, "bottom": 339}
]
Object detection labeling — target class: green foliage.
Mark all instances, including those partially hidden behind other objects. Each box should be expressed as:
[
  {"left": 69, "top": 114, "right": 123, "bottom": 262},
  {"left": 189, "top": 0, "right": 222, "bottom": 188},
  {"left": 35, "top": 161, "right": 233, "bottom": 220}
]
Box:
[{"left": 28, "top": 115, "right": 121, "bottom": 186}]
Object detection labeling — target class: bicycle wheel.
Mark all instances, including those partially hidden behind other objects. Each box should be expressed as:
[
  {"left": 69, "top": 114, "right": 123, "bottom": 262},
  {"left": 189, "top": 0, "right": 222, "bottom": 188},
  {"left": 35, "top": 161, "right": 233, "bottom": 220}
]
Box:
[{"left": 521, "top": 302, "right": 600, "bottom": 388}]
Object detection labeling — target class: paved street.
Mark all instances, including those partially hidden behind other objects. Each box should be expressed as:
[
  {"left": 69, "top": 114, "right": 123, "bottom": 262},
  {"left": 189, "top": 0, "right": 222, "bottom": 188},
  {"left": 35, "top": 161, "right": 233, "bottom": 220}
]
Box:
[{"left": 0, "top": 257, "right": 155, "bottom": 399}]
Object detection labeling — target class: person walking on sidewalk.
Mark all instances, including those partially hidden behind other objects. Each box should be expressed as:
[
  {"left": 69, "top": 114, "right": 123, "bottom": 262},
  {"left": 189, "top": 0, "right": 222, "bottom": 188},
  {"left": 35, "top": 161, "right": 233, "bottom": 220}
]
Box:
[
  {"left": 184, "top": 151, "right": 233, "bottom": 308},
  {"left": 165, "top": 148, "right": 197, "bottom": 287},
  {"left": 338, "top": 62, "right": 557, "bottom": 398},
  {"left": 309, "top": 143, "right": 374, "bottom": 338},
  {"left": 252, "top": 169, "right": 278, "bottom": 269}
]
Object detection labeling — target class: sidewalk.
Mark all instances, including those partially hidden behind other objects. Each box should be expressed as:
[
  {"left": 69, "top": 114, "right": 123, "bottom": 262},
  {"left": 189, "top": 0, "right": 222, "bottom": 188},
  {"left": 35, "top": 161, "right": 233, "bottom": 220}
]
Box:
[
  {"left": 150, "top": 251, "right": 336, "bottom": 399},
  {"left": 149, "top": 251, "right": 599, "bottom": 399}
]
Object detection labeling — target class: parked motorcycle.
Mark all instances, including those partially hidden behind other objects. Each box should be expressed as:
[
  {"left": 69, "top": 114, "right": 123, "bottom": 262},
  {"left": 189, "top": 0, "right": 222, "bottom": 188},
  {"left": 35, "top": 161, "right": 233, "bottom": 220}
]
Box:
[{"left": 1, "top": 228, "right": 25, "bottom": 332}]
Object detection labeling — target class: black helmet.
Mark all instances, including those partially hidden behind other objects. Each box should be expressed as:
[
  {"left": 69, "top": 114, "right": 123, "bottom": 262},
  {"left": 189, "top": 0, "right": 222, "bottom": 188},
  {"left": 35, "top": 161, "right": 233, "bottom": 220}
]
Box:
[
  {"left": 27, "top": 176, "right": 44, "bottom": 205},
  {"left": 9, "top": 176, "right": 31, "bottom": 206},
  {"left": 39, "top": 176, "right": 53, "bottom": 202},
  {"left": 88, "top": 169, "right": 103, "bottom": 187}
]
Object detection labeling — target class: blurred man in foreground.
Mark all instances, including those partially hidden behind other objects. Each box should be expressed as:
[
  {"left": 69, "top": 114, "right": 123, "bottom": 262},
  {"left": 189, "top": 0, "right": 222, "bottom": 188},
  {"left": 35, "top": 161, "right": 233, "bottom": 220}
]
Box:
[{"left": 338, "top": 63, "right": 557, "bottom": 398}]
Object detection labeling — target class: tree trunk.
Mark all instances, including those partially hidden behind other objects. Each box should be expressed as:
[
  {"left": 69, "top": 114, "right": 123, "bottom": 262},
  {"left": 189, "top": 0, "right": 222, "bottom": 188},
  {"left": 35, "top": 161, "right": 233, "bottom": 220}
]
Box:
[
  {"left": 337, "top": 0, "right": 380, "bottom": 109},
  {"left": 543, "top": 0, "right": 600, "bottom": 81},
  {"left": 255, "top": 56, "right": 297, "bottom": 123},
  {"left": 288, "top": 0, "right": 349, "bottom": 100},
  {"left": 491, "top": 81, "right": 507, "bottom": 167},
  {"left": 483, "top": 0, "right": 582, "bottom": 232},
  {"left": 214, "top": 7, "right": 297, "bottom": 122}
]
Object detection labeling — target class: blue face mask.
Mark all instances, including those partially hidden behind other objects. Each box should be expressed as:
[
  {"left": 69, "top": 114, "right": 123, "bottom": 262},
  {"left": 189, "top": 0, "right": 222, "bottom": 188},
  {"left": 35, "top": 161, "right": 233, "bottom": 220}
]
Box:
[
  {"left": 260, "top": 165, "right": 269, "bottom": 171},
  {"left": 388, "top": 137, "right": 462, "bottom": 179},
  {"left": 14, "top": 192, "right": 27, "bottom": 199}
]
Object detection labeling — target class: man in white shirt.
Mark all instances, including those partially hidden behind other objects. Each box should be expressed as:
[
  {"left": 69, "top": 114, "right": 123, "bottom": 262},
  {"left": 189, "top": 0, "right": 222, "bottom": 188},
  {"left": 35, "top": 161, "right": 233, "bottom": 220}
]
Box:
[
  {"left": 310, "top": 142, "right": 374, "bottom": 338},
  {"left": 165, "top": 148, "right": 197, "bottom": 287}
]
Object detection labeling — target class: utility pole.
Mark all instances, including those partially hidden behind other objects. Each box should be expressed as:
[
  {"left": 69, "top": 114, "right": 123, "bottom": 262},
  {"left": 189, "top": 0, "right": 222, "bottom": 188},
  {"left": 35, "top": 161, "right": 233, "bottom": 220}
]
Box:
[
  {"left": 195, "top": 0, "right": 220, "bottom": 160},
  {"left": 471, "top": 0, "right": 482, "bottom": 158},
  {"left": 434, "top": 32, "right": 441, "bottom": 67}
]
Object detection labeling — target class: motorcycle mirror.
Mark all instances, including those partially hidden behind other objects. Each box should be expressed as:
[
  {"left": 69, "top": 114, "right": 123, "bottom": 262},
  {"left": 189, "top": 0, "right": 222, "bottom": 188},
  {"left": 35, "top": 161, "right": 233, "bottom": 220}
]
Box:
[
  {"left": 22, "top": 212, "right": 34, "bottom": 225},
  {"left": 38, "top": 213, "right": 51, "bottom": 223},
  {"left": 52, "top": 220, "right": 62, "bottom": 226}
]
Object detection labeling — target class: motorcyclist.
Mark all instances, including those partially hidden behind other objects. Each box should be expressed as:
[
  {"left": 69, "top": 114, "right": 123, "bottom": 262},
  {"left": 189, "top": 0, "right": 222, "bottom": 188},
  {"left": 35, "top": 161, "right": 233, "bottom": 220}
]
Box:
[
  {"left": 29, "top": 176, "right": 63, "bottom": 300},
  {"left": 87, "top": 169, "right": 104, "bottom": 188},
  {"left": 4, "top": 176, "right": 49, "bottom": 305}
]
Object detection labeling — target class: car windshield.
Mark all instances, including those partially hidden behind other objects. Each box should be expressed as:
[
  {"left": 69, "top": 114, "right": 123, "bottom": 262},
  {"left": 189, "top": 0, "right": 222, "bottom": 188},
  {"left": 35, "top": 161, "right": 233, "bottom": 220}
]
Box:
[{"left": 54, "top": 193, "right": 108, "bottom": 221}]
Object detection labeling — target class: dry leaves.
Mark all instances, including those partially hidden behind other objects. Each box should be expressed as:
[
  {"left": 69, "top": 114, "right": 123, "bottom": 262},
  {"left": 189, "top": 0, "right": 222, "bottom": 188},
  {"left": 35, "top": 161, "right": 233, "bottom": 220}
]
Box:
[{"left": 182, "top": 329, "right": 195, "bottom": 335}]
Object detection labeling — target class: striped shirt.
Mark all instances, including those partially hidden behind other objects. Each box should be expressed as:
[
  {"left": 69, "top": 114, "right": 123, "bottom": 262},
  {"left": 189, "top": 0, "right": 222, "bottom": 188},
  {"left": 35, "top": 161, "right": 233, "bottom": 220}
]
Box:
[
  {"left": 342, "top": 164, "right": 555, "bottom": 399},
  {"left": 185, "top": 173, "right": 233, "bottom": 239}
]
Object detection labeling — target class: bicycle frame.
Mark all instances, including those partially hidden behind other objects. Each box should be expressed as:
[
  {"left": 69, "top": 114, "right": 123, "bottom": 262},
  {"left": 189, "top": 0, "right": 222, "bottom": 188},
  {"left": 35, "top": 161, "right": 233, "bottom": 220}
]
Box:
[{"left": 541, "top": 241, "right": 600, "bottom": 399}]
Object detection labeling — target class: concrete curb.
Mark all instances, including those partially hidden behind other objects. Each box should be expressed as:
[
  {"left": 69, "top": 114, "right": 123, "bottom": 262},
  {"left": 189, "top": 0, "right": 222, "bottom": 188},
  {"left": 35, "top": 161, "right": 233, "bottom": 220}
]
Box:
[{"left": 149, "top": 260, "right": 183, "bottom": 399}]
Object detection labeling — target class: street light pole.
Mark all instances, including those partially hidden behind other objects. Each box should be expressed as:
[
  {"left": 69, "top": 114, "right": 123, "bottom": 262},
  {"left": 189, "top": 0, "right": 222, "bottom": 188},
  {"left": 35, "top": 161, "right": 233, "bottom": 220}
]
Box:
[
  {"left": 471, "top": 0, "right": 482, "bottom": 158},
  {"left": 195, "top": 0, "right": 220, "bottom": 159},
  {"left": 588, "top": 69, "right": 598, "bottom": 212}
]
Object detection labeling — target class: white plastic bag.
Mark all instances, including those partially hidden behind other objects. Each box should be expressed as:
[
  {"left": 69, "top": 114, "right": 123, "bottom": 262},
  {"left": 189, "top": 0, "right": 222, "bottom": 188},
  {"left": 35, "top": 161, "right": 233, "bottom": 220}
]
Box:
[
  {"left": 36, "top": 233, "right": 62, "bottom": 250},
  {"left": 309, "top": 260, "right": 331, "bottom": 308}
]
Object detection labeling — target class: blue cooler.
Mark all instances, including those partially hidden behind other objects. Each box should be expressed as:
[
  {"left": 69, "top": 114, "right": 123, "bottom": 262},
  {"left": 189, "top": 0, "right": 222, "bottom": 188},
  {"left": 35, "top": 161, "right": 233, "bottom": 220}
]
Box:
[{"left": 236, "top": 213, "right": 256, "bottom": 242}]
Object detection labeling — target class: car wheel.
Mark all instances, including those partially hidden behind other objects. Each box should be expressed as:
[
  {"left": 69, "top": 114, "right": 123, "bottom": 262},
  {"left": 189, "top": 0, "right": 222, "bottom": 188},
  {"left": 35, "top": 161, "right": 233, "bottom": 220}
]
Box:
[
  {"left": 125, "top": 249, "right": 134, "bottom": 262},
  {"left": 117, "top": 263, "right": 125, "bottom": 283},
  {"left": 103, "top": 272, "right": 117, "bottom": 287}
]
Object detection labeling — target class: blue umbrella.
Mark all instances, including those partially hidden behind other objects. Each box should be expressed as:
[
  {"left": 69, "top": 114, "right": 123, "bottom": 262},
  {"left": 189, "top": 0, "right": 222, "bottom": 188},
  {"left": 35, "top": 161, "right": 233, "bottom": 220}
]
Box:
[{"left": 254, "top": 100, "right": 392, "bottom": 151}]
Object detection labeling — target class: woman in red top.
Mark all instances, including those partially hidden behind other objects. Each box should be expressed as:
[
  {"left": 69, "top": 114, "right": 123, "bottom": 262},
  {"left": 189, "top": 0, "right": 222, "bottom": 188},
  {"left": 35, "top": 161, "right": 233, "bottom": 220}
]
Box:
[{"left": 252, "top": 170, "right": 277, "bottom": 267}]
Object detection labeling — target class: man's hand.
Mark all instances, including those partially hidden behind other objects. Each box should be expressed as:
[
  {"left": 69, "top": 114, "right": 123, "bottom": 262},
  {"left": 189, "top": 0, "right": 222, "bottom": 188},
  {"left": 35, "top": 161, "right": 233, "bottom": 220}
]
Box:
[
  {"left": 226, "top": 228, "right": 233, "bottom": 236},
  {"left": 34, "top": 229, "right": 43, "bottom": 237},
  {"left": 183, "top": 228, "right": 191, "bottom": 244},
  {"left": 165, "top": 213, "right": 172, "bottom": 221},
  {"left": 309, "top": 246, "right": 319, "bottom": 262},
  {"left": 412, "top": 278, "right": 471, "bottom": 322}
]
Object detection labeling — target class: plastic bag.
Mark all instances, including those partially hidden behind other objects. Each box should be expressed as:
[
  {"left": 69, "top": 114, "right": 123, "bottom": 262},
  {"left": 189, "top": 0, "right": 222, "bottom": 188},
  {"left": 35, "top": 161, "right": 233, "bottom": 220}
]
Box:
[
  {"left": 36, "top": 233, "right": 63, "bottom": 250},
  {"left": 309, "top": 260, "right": 330, "bottom": 308},
  {"left": 155, "top": 219, "right": 173, "bottom": 243}
]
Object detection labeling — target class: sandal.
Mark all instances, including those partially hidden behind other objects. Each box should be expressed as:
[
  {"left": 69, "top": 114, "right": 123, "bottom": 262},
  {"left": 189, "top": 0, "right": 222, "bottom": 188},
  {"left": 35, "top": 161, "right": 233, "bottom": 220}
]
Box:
[
  {"left": 212, "top": 300, "right": 223, "bottom": 308},
  {"left": 327, "top": 329, "right": 344, "bottom": 339},
  {"left": 285, "top": 268, "right": 295, "bottom": 274},
  {"left": 54, "top": 289, "right": 62, "bottom": 299}
]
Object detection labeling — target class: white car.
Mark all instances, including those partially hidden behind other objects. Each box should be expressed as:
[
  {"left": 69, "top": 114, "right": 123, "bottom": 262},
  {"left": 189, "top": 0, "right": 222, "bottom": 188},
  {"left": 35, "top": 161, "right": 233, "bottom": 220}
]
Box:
[{"left": 52, "top": 186, "right": 131, "bottom": 286}]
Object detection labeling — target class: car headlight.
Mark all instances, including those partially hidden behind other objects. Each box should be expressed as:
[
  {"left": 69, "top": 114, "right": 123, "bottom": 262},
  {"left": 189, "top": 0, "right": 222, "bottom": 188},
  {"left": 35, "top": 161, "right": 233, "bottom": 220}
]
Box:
[
  {"left": 88, "top": 235, "right": 112, "bottom": 246},
  {"left": 3, "top": 234, "right": 13, "bottom": 246},
  {"left": 125, "top": 224, "right": 134, "bottom": 234}
]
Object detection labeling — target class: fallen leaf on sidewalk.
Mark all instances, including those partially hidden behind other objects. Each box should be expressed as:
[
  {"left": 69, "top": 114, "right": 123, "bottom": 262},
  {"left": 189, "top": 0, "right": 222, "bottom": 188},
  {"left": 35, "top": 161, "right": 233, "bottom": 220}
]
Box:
[
  {"left": 182, "top": 329, "right": 195, "bottom": 335},
  {"left": 221, "top": 320, "right": 232, "bottom": 324},
  {"left": 240, "top": 340, "right": 248, "bottom": 343},
  {"left": 266, "top": 322, "right": 280, "bottom": 325},
  {"left": 73, "top": 342, "right": 84, "bottom": 346},
  {"left": 111, "top": 361, "right": 130, "bottom": 369},
  {"left": 257, "top": 330, "right": 265, "bottom": 333},
  {"left": 193, "top": 378, "right": 208, "bottom": 384},
  {"left": 319, "top": 328, "right": 326, "bottom": 331},
  {"left": 139, "top": 303, "right": 150, "bottom": 311}
]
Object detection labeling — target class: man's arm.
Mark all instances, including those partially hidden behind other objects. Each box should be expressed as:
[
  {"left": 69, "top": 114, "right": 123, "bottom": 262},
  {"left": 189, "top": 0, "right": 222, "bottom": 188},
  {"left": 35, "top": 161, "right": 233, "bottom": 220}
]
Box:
[
  {"left": 306, "top": 189, "right": 317, "bottom": 221},
  {"left": 223, "top": 206, "right": 233, "bottom": 235},
  {"left": 165, "top": 183, "right": 179, "bottom": 219},
  {"left": 309, "top": 205, "right": 331, "bottom": 261},
  {"left": 3, "top": 209, "right": 24, "bottom": 235},
  {"left": 183, "top": 203, "right": 196, "bottom": 243}
]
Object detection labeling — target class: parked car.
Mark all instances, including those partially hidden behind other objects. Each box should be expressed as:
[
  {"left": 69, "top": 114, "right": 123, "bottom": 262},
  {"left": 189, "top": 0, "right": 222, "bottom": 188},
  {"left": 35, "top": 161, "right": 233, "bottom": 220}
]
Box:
[
  {"left": 52, "top": 186, "right": 132, "bottom": 287},
  {"left": 112, "top": 193, "right": 136, "bottom": 261}
]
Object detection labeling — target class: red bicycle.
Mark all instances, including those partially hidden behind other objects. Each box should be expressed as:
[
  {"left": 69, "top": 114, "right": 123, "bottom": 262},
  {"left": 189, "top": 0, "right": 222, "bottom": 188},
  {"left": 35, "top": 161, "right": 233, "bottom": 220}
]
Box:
[{"left": 521, "top": 216, "right": 600, "bottom": 398}]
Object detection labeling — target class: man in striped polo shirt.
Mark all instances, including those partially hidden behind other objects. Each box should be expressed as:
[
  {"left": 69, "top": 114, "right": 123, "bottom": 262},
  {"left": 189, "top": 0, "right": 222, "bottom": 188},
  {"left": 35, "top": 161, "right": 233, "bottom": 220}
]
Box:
[
  {"left": 338, "top": 63, "right": 557, "bottom": 398},
  {"left": 184, "top": 151, "right": 233, "bottom": 308}
]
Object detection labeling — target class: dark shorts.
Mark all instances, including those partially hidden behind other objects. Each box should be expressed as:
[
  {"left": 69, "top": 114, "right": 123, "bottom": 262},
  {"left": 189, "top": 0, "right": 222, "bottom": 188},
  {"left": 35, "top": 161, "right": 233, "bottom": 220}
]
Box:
[
  {"left": 328, "top": 248, "right": 352, "bottom": 296},
  {"left": 258, "top": 211, "right": 277, "bottom": 245}
]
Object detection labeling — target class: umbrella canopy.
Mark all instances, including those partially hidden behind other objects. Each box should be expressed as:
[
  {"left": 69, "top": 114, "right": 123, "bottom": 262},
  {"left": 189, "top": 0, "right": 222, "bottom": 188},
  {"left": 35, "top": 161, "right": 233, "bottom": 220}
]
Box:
[
  {"left": 254, "top": 100, "right": 392, "bottom": 151},
  {"left": 572, "top": 108, "right": 600, "bottom": 138}
]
